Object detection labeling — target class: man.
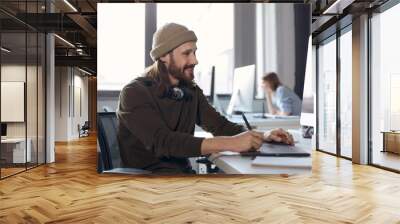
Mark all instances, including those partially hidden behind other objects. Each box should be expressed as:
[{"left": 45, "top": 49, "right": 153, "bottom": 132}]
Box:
[{"left": 117, "top": 23, "right": 293, "bottom": 174}]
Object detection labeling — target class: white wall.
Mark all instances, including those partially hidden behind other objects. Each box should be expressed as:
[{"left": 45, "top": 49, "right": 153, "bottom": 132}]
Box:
[
  {"left": 1, "top": 63, "right": 46, "bottom": 164},
  {"left": 55, "top": 67, "right": 89, "bottom": 141},
  {"left": 55, "top": 66, "right": 69, "bottom": 141},
  {"left": 1, "top": 65, "right": 37, "bottom": 138}
]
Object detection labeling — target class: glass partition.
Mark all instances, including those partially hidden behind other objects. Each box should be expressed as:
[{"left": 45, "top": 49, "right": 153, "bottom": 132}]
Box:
[
  {"left": 317, "top": 35, "right": 337, "bottom": 155},
  {"left": 27, "top": 30, "right": 38, "bottom": 169},
  {"left": 370, "top": 3, "right": 400, "bottom": 171},
  {"left": 1, "top": 31, "right": 28, "bottom": 177},
  {"left": 0, "top": 1, "right": 46, "bottom": 179}
]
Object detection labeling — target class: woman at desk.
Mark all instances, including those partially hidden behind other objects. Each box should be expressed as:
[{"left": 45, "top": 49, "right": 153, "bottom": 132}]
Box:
[{"left": 262, "top": 72, "right": 302, "bottom": 116}]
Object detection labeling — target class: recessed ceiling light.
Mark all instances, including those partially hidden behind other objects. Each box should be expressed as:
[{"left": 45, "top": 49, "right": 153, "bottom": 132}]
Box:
[
  {"left": 54, "top": 34, "right": 75, "bottom": 48},
  {"left": 1, "top": 47, "right": 11, "bottom": 53},
  {"left": 78, "top": 67, "right": 92, "bottom": 76},
  {"left": 63, "top": 0, "right": 78, "bottom": 12},
  {"left": 322, "top": 0, "right": 354, "bottom": 15}
]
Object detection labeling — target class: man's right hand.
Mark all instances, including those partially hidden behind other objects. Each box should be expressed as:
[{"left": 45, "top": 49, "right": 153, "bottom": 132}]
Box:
[
  {"left": 229, "top": 131, "right": 264, "bottom": 152},
  {"left": 201, "top": 131, "right": 264, "bottom": 155}
]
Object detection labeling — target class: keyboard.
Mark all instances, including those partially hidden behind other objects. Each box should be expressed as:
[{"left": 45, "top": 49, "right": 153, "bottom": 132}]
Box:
[{"left": 240, "top": 142, "right": 310, "bottom": 157}]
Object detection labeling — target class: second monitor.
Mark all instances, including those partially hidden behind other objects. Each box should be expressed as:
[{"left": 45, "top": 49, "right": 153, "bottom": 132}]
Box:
[
  {"left": 1, "top": 123, "right": 7, "bottom": 140},
  {"left": 226, "top": 64, "right": 255, "bottom": 116}
]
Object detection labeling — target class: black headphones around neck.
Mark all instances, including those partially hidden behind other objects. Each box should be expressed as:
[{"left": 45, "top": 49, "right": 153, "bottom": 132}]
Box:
[
  {"left": 141, "top": 78, "right": 192, "bottom": 101},
  {"left": 170, "top": 87, "right": 185, "bottom": 100},
  {"left": 166, "top": 86, "right": 192, "bottom": 101}
]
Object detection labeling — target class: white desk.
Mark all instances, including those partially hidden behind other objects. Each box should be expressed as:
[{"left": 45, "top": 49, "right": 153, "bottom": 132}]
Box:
[
  {"left": 226, "top": 113, "right": 300, "bottom": 130},
  {"left": 1, "top": 138, "right": 31, "bottom": 163},
  {"left": 194, "top": 113, "right": 300, "bottom": 133},
  {"left": 208, "top": 135, "right": 312, "bottom": 174},
  {"left": 208, "top": 154, "right": 311, "bottom": 174},
  {"left": 195, "top": 129, "right": 312, "bottom": 175}
]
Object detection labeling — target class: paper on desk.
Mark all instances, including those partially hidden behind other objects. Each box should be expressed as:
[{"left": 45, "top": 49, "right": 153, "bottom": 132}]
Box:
[{"left": 251, "top": 156, "right": 312, "bottom": 168}]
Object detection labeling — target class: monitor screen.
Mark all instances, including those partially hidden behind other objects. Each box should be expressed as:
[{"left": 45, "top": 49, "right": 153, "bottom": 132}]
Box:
[
  {"left": 1, "top": 123, "right": 7, "bottom": 137},
  {"left": 300, "top": 40, "right": 315, "bottom": 127},
  {"left": 226, "top": 64, "right": 256, "bottom": 115}
]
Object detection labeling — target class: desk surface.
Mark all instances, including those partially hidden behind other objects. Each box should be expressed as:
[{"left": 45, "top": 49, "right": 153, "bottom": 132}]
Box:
[
  {"left": 227, "top": 113, "right": 300, "bottom": 130},
  {"left": 195, "top": 113, "right": 301, "bottom": 133},
  {"left": 198, "top": 130, "right": 312, "bottom": 175},
  {"left": 381, "top": 131, "right": 400, "bottom": 134}
]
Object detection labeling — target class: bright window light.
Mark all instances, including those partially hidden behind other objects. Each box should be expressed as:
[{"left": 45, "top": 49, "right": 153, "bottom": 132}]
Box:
[
  {"left": 97, "top": 3, "right": 145, "bottom": 91},
  {"left": 157, "top": 3, "right": 234, "bottom": 94}
]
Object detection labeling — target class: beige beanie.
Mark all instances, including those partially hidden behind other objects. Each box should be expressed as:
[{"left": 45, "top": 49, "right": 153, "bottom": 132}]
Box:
[{"left": 150, "top": 23, "right": 197, "bottom": 61}]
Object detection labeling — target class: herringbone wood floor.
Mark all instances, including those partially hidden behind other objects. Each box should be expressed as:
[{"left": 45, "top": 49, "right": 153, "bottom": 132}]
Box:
[{"left": 1, "top": 135, "right": 400, "bottom": 224}]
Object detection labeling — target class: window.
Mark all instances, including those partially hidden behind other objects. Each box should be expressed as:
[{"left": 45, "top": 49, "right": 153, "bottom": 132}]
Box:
[
  {"left": 315, "top": 23, "right": 353, "bottom": 160},
  {"left": 370, "top": 2, "right": 400, "bottom": 171},
  {"left": 339, "top": 28, "right": 352, "bottom": 158},
  {"left": 157, "top": 3, "right": 234, "bottom": 95},
  {"left": 97, "top": 3, "right": 145, "bottom": 91},
  {"left": 317, "top": 36, "right": 337, "bottom": 155}
]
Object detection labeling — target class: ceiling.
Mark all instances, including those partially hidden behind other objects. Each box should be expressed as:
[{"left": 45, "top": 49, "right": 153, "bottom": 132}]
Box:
[
  {"left": 0, "top": 0, "right": 99, "bottom": 74},
  {"left": 309, "top": 0, "right": 390, "bottom": 42},
  {"left": 0, "top": 0, "right": 394, "bottom": 75}
]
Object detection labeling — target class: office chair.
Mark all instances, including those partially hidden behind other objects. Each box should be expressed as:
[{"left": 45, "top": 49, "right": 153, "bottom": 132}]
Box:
[
  {"left": 102, "top": 106, "right": 111, "bottom": 112},
  {"left": 78, "top": 121, "right": 90, "bottom": 138},
  {"left": 97, "top": 112, "right": 151, "bottom": 174}
]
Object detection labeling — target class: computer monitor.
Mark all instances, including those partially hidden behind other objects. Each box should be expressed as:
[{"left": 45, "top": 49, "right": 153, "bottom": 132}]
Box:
[
  {"left": 209, "top": 66, "right": 215, "bottom": 104},
  {"left": 208, "top": 66, "right": 226, "bottom": 114},
  {"left": 300, "top": 40, "right": 315, "bottom": 127},
  {"left": 226, "top": 64, "right": 255, "bottom": 116},
  {"left": 1, "top": 123, "right": 7, "bottom": 138}
]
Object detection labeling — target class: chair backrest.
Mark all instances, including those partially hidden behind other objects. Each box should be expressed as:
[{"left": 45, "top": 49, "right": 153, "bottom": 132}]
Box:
[
  {"left": 103, "top": 106, "right": 111, "bottom": 112},
  {"left": 82, "top": 121, "right": 90, "bottom": 129},
  {"left": 97, "top": 112, "right": 123, "bottom": 170}
]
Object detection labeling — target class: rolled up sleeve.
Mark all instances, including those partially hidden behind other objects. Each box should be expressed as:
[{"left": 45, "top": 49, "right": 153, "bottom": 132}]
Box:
[{"left": 117, "top": 84, "right": 204, "bottom": 158}]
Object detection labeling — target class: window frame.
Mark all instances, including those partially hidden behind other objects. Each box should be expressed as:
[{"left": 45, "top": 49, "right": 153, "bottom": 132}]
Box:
[
  {"left": 367, "top": 0, "right": 400, "bottom": 173},
  {"left": 314, "top": 16, "right": 353, "bottom": 161}
]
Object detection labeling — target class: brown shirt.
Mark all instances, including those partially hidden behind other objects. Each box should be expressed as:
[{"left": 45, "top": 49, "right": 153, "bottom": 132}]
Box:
[{"left": 116, "top": 77, "right": 245, "bottom": 173}]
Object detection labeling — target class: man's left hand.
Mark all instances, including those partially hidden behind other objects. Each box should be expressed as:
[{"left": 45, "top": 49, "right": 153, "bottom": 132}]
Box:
[{"left": 263, "top": 128, "right": 294, "bottom": 145}]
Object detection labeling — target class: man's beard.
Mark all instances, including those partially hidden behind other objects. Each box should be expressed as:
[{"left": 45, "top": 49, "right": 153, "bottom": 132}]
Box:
[{"left": 168, "top": 56, "right": 195, "bottom": 86}]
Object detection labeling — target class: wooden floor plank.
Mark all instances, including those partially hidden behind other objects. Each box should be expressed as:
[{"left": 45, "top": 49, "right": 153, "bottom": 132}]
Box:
[{"left": 1, "top": 135, "right": 400, "bottom": 223}]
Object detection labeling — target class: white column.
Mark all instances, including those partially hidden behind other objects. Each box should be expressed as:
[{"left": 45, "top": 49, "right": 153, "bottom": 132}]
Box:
[{"left": 46, "top": 32, "right": 55, "bottom": 163}]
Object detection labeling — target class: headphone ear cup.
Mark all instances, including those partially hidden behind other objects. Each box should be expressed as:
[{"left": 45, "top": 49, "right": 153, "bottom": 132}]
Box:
[
  {"left": 165, "top": 87, "right": 192, "bottom": 101},
  {"left": 170, "top": 87, "right": 184, "bottom": 100}
]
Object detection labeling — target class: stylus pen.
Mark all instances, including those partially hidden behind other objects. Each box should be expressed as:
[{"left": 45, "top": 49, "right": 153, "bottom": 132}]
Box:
[{"left": 241, "top": 113, "right": 252, "bottom": 131}]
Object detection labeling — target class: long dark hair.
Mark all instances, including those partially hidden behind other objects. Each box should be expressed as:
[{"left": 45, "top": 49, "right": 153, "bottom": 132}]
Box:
[
  {"left": 143, "top": 60, "right": 171, "bottom": 97},
  {"left": 262, "top": 72, "right": 281, "bottom": 91}
]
